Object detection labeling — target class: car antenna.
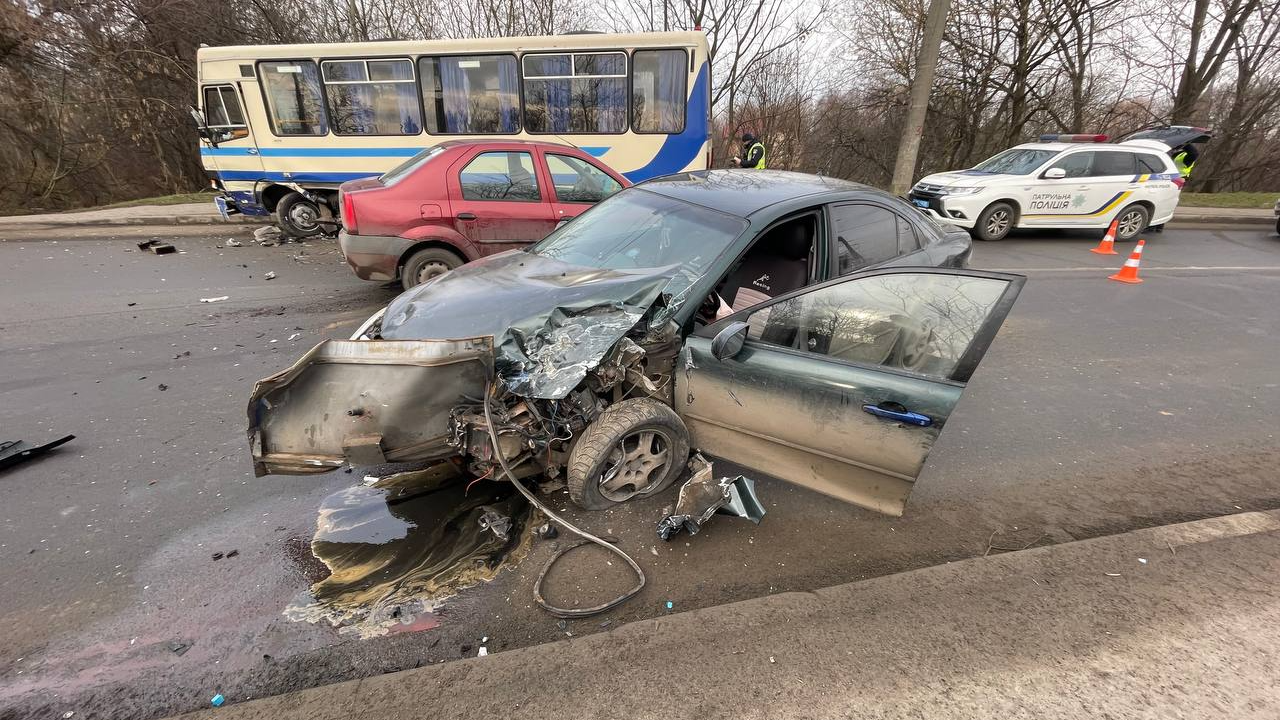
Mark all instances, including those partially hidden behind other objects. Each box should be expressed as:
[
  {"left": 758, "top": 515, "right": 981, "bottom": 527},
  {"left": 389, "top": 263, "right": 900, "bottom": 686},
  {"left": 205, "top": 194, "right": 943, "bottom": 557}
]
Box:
[{"left": 552, "top": 133, "right": 580, "bottom": 149}]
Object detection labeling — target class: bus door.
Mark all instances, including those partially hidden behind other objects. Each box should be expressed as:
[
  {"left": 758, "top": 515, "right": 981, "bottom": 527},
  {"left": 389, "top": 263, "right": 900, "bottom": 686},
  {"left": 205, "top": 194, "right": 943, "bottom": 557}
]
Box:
[{"left": 200, "top": 84, "right": 264, "bottom": 206}]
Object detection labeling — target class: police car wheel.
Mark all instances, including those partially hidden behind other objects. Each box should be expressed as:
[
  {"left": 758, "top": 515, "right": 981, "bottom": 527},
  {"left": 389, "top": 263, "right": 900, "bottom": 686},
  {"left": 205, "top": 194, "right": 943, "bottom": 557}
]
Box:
[
  {"left": 1114, "top": 204, "right": 1149, "bottom": 241},
  {"left": 974, "top": 202, "right": 1015, "bottom": 241}
]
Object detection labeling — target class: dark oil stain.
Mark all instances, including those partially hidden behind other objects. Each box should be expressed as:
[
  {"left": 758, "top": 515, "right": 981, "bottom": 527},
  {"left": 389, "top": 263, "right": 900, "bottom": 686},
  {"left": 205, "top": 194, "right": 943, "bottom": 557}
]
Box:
[{"left": 285, "top": 472, "right": 533, "bottom": 637}]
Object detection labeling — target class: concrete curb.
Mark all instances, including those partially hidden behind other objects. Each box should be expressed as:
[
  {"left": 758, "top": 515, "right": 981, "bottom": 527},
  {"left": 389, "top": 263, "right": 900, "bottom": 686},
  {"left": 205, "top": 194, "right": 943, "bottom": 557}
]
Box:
[
  {"left": 0, "top": 214, "right": 269, "bottom": 229},
  {"left": 167, "top": 509, "right": 1280, "bottom": 720},
  {"left": 1168, "top": 212, "right": 1274, "bottom": 227}
]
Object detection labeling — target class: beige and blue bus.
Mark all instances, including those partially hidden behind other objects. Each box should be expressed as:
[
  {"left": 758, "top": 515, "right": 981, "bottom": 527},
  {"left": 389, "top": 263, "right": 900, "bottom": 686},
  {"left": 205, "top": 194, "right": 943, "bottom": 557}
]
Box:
[{"left": 193, "top": 30, "right": 711, "bottom": 236}]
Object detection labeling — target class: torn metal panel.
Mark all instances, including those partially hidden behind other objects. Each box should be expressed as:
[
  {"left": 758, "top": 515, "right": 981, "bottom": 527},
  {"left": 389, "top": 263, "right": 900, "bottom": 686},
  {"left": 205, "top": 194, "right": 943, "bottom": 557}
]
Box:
[
  {"left": 657, "top": 454, "right": 765, "bottom": 540},
  {"left": 247, "top": 338, "right": 493, "bottom": 476},
  {"left": 0, "top": 435, "right": 75, "bottom": 471},
  {"left": 378, "top": 250, "right": 677, "bottom": 400}
]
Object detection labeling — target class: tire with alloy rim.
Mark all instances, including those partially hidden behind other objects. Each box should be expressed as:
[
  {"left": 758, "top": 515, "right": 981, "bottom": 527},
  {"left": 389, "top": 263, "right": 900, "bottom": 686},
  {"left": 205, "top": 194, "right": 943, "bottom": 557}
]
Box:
[
  {"left": 275, "top": 192, "right": 323, "bottom": 238},
  {"left": 974, "top": 201, "right": 1015, "bottom": 241},
  {"left": 1113, "top": 203, "right": 1150, "bottom": 241},
  {"left": 567, "top": 398, "right": 691, "bottom": 511},
  {"left": 400, "top": 247, "right": 464, "bottom": 291}
]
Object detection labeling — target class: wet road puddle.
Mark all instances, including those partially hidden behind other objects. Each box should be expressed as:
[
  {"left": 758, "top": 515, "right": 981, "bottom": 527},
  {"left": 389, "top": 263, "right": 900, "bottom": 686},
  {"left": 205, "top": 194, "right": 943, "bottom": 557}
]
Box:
[{"left": 285, "top": 468, "right": 533, "bottom": 638}]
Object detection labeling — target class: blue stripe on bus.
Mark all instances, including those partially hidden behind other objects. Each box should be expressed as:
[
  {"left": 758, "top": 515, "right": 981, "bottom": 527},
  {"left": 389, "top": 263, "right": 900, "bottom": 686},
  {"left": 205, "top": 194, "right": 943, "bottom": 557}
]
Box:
[
  {"left": 622, "top": 63, "right": 710, "bottom": 183},
  {"left": 579, "top": 147, "right": 609, "bottom": 157},
  {"left": 202, "top": 147, "right": 424, "bottom": 158},
  {"left": 217, "top": 170, "right": 380, "bottom": 183}
]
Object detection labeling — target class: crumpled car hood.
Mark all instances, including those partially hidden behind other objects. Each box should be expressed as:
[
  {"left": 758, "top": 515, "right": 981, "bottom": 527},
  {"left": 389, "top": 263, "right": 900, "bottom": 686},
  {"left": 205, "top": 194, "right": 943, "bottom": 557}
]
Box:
[{"left": 380, "top": 250, "right": 677, "bottom": 399}]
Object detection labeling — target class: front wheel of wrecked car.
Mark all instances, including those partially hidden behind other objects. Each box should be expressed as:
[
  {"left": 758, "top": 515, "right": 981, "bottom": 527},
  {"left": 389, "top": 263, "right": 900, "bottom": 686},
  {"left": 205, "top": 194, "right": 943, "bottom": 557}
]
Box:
[{"left": 567, "top": 398, "right": 691, "bottom": 511}]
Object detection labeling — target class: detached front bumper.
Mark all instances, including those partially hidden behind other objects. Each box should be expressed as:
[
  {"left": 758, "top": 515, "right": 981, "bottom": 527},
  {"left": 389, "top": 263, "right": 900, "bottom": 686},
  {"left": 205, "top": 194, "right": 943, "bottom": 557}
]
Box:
[
  {"left": 247, "top": 337, "right": 494, "bottom": 475},
  {"left": 338, "top": 230, "right": 414, "bottom": 282}
]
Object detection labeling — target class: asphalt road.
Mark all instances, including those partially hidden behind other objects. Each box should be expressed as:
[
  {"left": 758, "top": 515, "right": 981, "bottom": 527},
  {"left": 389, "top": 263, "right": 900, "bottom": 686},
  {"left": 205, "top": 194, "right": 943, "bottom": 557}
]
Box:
[{"left": 1, "top": 222, "right": 1277, "bottom": 719}]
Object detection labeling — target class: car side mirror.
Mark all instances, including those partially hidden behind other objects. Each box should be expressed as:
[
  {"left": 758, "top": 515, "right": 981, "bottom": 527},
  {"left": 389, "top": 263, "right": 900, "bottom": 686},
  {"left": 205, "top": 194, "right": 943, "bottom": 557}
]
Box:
[
  {"left": 710, "top": 321, "right": 750, "bottom": 361},
  {"left": 1043, "top": 167, "right": 1066, "bottom": 179}
]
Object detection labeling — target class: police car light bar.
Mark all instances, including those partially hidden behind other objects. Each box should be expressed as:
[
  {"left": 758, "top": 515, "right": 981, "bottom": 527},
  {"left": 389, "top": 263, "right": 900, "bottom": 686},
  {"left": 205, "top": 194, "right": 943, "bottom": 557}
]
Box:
[{"left": 1038, "top": 133, "right": 1108, "bottom": 143}]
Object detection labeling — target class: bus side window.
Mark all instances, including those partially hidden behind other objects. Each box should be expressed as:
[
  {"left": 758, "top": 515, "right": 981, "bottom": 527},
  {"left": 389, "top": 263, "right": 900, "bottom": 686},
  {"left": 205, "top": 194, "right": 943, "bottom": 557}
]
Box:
[
  {"left": 631, "top": 49, "right": 686, "bottom": 133},
  {"left": 258, "top": 60, "right": 328, "bottom": 136},
  {"left": 419, "top": 55, "right": 520, "bottom": 134},
  {"left": 201, "top": 86, "right": 248, "bottom": 141},
  {"left": 321, "top": 58, "right": 421, "bottom": 136}
]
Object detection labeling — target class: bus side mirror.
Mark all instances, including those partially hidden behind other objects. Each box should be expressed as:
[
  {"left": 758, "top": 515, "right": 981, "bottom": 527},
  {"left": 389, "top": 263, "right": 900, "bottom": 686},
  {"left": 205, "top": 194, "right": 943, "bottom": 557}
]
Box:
[
  {"left": 1043, "top": 167, "right": 1066, "bottom": 179},
  {"left": 188, "top": 106, "right": 216, "bottom": 145}
]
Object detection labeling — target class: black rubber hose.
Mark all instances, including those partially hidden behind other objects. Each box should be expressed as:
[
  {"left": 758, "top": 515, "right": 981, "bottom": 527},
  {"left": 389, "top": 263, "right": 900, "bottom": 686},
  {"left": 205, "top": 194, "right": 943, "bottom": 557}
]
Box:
[{"left": 482, "top": 380, "right": 645, "bottom": 618}]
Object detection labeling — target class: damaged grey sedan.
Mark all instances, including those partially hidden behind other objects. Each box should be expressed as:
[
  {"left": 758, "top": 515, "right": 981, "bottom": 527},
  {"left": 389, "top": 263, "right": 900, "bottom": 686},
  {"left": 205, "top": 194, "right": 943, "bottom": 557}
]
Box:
[{"left": 249, "top": 170, "right": 1022, "bottom": 519}]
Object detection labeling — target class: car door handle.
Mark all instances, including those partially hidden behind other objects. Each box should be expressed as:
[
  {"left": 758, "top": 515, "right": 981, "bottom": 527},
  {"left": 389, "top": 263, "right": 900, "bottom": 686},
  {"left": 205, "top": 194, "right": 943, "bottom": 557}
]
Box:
[
  {"left": 863, "top": 402, "right": 933, "bottom": 427},
  {"left": 456, "top": 212, "right": 477, "bottom": 221}
]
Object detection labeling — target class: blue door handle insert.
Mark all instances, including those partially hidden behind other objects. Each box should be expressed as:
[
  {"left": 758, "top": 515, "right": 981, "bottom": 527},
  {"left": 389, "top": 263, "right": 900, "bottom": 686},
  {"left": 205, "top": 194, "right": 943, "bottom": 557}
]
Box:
[{"left": 862, "top": 403, "right": 932, "bottom": 427}]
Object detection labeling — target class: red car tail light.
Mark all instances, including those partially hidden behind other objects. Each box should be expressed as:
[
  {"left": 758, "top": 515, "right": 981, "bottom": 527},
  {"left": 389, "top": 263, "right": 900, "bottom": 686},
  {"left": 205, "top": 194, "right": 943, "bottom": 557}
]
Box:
[
  {"left": 341, "top": 191, "right": 358, "bottom": 235},
  {"left": 1172, "top": 177, "right": 1186, "bottom": 189}
]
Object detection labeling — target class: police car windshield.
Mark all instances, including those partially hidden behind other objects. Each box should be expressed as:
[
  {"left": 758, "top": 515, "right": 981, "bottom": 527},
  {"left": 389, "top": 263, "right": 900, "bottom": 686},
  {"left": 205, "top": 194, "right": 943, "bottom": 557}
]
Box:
[{"left": 972, "top": 149, "right": 1057, "bottom": 175}]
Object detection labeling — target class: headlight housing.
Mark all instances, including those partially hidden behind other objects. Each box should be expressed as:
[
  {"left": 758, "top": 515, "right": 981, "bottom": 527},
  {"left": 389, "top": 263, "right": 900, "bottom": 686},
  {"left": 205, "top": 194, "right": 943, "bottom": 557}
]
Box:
[{"left": 938, "top": 186, "right": 983, "bottom": 196}]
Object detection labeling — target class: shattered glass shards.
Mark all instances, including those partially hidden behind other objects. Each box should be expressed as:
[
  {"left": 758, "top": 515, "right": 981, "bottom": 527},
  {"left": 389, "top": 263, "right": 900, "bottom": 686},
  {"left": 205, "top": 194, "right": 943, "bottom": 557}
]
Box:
[{"left": 657, "top": 454, "right": 765, "bottom": 541}]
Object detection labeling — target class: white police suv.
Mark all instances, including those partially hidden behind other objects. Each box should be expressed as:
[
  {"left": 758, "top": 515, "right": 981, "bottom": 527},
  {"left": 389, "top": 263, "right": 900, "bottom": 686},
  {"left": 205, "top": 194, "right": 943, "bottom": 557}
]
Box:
[{"left": 909, "top": 127, "right": 1210, "bottom": 241}]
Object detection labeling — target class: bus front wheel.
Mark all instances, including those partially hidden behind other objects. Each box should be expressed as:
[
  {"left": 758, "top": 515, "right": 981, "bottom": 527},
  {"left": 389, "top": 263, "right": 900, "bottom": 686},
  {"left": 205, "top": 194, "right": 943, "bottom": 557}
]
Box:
[{"left": 276, "top": 192, "right": 323, "bottom": 238}]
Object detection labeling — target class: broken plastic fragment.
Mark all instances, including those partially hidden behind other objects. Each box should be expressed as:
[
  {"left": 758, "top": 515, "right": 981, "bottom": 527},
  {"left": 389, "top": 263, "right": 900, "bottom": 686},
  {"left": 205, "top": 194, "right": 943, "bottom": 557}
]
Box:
[
  {"left": 199, "top": 296, "right": 229, "bottom": 303},
  {"left": 656, "top": 454, "right": 765, "bottom": 541},
  {"left": 478, "top": 508, "right": 513, "bottom": 541}
]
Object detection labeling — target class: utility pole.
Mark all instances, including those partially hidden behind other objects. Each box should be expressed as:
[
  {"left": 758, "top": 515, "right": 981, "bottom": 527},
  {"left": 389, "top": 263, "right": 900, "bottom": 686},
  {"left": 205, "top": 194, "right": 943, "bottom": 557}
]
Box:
[{"left": 889, "top": 0, "right": 951, "bottom": 196}]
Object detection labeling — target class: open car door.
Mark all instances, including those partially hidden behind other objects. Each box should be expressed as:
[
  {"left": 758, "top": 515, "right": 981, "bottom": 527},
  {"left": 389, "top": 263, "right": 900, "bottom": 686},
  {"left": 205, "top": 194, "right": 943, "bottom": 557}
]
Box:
[{"left": 676, "top": 267, "right": 1024, "bottom": 516}]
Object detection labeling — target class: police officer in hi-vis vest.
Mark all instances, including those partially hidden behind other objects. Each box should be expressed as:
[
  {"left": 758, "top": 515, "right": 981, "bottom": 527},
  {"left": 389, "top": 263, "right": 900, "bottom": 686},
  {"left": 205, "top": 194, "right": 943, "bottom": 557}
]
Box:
[{"left": 733, "top": 132, "right": 766, "bottom": 169}]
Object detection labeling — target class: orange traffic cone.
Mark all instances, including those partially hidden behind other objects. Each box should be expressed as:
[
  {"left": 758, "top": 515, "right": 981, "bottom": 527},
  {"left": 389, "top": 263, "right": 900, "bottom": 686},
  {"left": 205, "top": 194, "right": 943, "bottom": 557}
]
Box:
[
  {"left": 1108, "top": 240, "right": 1145, "bottom": 284},
  {"left": 1090, "top": 219, "right": 1120, "bottom": 255}
]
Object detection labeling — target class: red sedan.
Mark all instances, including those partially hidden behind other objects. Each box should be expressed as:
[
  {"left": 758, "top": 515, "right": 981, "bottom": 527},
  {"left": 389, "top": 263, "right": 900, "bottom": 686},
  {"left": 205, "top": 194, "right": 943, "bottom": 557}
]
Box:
[{"left": 338, "top": 140, "right": 630, "bottom": 290}]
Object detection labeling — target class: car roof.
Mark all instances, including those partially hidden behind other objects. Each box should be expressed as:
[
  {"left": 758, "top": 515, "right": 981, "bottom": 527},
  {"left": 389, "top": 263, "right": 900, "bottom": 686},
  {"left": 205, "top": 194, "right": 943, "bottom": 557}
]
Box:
[
  {"left": 637, "top": 169, "right": 877, "bottom": 218},
  {"left": 434, "top": 138, "right": 580, "bottom": 152}
]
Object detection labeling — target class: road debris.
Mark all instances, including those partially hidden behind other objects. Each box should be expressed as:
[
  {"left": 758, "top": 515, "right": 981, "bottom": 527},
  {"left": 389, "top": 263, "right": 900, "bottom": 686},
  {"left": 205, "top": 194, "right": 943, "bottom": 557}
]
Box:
[
  {"left": 158, "top": 384, "right": 168, "bottom": 391},
  {"left": 657, "top": 454, "right": 765, "bottom": 540},
  {"left": 225, "top": 239, "right": 243, "bottom": 248},
  {"left": 255, "top": 226, "right": 284, "bottom": 245},
  {"left": 288, "top": 333, "right": 301, "bottom": 341},
  {"left": 136, "top": 239, "right": 176, "bottom": 254},
  {"left": 199, "top": 296, "right": 229, "bottom": 303},
  {"left": 210, "top": 694, "right": 224, "bottom": 707},
  {"left": 264, "top": 271, "right": 277, "bottom": 280},
  {"left": 0, "top": 435, "right": 75, "bottom": 471},
  {"left": 168, "top": 641, "right": 193, "bottom": 656},
  {"left": 479, "top": 509, "right": 513, "bottom": 541}
]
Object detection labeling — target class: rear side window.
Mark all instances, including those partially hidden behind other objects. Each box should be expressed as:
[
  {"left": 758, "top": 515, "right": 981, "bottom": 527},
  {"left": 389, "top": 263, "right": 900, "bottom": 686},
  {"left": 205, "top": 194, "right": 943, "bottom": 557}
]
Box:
[
  {"left": 1091, "top": 151, "right": 1136, "bottom": 176},
  {"left": 459, "top": 151, "right": 540, "bottom": 202},
  {"left": 321, "top": 58, "right": 421, "bottom": 135},
  {"left": 259, "top": 61, "right": 327, "bottom": 135},
  {"left": 632, "top": 49, "right": 687, "bottom": 133},
  {"left": 831, "top": 204, "right": 899, "bottom": 274},
  {"left": 419, "top": 55, "right": 520, "bottom": 134},
  {"left": 546, "top": 154, "right": 623, "bottom": 203},
  {"left": 1047, "top": 151, "right": 1093, "bottom": 178},
  {"left": 1137, "top": 154, "right": 1167, "bottom": 173}
]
